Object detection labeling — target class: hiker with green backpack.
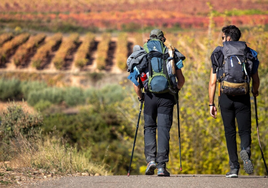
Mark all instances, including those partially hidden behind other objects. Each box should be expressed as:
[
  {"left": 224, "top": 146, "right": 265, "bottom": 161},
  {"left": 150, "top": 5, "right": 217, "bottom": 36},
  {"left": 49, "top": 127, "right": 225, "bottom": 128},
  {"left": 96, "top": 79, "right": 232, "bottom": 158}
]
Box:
[
  {"left": 209, "top": 25, "right": 260, "bottom": 178},
  {"left": 127, "top": 29, "right": 185, "bottom": 176}
]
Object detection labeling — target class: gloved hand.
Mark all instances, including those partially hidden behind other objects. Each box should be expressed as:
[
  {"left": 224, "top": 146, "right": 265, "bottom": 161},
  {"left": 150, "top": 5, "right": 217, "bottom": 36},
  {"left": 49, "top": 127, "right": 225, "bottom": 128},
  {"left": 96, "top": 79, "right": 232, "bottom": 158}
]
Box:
[
  {"left": 138, "top": 93, "right": 145, "bottom": 102},
  {"left": 252, "top": 89, "right": 259, "bottom": 97}
]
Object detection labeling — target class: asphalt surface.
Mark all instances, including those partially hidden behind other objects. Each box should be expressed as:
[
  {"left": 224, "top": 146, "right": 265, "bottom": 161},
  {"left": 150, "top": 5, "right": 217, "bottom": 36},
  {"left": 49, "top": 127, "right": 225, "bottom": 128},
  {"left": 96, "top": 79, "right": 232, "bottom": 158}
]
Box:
[{"left": 24, "top": 174, "right": 267, "bottom": 188}]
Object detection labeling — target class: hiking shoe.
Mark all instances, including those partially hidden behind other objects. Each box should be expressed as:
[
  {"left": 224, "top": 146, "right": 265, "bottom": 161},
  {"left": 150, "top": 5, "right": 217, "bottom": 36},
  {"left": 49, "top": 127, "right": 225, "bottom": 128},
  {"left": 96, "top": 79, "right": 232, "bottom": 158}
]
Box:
[
  {"left": 157, "top": 168, "right": 170, "bottom": 177},
  {"left": 145, "top": 161, "right": 157, "bottom": 175},
  {"left": 226, "top": 168, "right": 239, "bottom": 178},
  {"left": 240, "top": 150, "right": 254, "bottom": 174}
]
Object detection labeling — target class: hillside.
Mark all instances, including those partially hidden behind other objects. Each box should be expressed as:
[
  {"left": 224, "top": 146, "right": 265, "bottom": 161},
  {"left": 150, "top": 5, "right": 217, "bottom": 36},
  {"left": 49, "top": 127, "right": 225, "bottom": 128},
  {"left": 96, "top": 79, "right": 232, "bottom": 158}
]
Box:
[
  {"left": 0, "top": 0, "right": 268, "bottom": 31},
  {"left": 1, "top": 0, "right": 268, "bottom": 15}
]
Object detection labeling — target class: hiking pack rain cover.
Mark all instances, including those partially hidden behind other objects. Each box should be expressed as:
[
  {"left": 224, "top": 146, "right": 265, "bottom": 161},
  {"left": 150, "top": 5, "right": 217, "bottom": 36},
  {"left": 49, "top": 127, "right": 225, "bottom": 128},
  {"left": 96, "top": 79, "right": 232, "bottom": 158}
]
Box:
[
  {"left": 144, "top": 39, "right": 171, "bottom": 93},
  {"left": 219, "top": 41, "right": 253, "bottom": 95}
]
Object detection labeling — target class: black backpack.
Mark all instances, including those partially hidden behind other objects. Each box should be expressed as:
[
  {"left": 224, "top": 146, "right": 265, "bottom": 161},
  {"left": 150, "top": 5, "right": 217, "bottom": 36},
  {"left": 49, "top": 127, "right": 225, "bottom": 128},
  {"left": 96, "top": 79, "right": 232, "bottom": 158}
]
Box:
[{"left": 216, "top": 41, "right": 253, "bottom": 95}]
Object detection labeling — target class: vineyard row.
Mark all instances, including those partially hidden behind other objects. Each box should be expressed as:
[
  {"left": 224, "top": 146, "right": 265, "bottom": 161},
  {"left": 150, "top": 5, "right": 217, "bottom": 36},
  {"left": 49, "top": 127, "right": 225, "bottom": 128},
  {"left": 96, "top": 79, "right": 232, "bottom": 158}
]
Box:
[
  {"left": 0, "top": 32, "right": 143, "bottom": 72},
  {"left": 2, "top": 28, "right": 266, "bottom": 73}
]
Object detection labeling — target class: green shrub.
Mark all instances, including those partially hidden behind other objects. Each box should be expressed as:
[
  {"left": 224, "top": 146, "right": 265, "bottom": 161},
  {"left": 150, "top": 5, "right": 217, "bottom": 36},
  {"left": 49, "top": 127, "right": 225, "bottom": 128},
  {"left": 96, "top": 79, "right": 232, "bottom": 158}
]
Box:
[
  {"left": 34, "top": 100, "right": 52, "bottom": 112},
  {"left": 0, "top": 102, "right": 43, "bottom": 161},
  {"left": 27, "top": 87, "right": 65, "bottom": 106},
  {"left": 64, "top": 87, "right": 85, "bottom": 107},
  {"left": 42, "top": 103, "right": 133, "bottom": 175},
  {"left": 84, "top": 88, "right": 98, "bottom": 104},
  {"left": 0, "top": 102, "right": 43, "bottom": 139},
  {"left": 0, "top": 78, "right": 22, "bottom": 101},
  {"left": 21, "top": 81, "right": 47, "bottom": 100},
  {"left": 84, "top": 84, "right": 126, "bottom": 105},
  {"left": 100, "top": 84, "right": 126, "bottom": 103}
]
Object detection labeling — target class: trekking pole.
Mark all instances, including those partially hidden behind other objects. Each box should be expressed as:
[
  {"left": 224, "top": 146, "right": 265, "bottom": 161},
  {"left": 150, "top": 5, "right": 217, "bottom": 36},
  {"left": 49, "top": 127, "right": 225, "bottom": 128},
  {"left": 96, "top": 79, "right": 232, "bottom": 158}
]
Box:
[
  {"left": 254, "top": 96, "right": 268, "bottom": 176},
  {"left": 169, "top": 44, "right": 182, "bottom": 171},
  {"left": 127, "top": 100, "right": 143, "bottom": 176},
  {"left": 176, "top": 92, "right": 182, "bottom": 171}
]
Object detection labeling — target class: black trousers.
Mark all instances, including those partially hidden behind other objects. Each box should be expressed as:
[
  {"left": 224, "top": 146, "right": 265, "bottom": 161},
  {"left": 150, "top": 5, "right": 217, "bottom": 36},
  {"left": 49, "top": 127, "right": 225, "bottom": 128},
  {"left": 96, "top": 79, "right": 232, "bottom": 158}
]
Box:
[
  {"left": 143, "top": 92, "right": 175, "bottom": 168},
  {"left": 219, "top": 93, "right": 252, "bottom": 169}
]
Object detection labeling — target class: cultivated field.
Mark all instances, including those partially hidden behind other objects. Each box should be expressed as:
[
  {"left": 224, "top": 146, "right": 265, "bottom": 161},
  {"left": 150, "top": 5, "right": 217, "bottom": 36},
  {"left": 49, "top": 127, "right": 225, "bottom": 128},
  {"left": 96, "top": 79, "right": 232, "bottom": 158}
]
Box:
[
  {"left": 0, "top": 0, "right": 268, "bottom": 30},
  {"left": 1, "top": 0, "right": 268, "bottom": 14},
  {"left": 0, "top": 32, "right": 137, "bottom": 74}
]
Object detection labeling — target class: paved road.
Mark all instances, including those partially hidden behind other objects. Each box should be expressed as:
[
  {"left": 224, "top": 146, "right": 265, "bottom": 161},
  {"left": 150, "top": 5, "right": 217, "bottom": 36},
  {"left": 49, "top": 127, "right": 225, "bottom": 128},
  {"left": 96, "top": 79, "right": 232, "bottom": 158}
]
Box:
[{"left": 25, "top": 174, "right": 267, "bottom": 188}]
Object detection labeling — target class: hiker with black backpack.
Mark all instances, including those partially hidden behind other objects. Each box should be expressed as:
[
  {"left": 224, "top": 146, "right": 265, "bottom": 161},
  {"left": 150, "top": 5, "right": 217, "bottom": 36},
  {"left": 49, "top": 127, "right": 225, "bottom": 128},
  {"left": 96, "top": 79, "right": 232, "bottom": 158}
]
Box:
[
  {"left": 209, "top": 25, "right": 260, "bottom": 178},
  {"left": 127, "top": 29, "right": 185, "bottom": 176}
]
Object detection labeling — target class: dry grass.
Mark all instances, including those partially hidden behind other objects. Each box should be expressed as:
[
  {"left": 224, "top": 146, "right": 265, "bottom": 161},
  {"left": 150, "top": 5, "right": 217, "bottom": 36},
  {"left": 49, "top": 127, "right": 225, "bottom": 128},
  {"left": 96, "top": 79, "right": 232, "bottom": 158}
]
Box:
[
  {"left": 0, "top": 101, "right": 35, "bottom": 114},
  {"left": 0, "top": 102, "right": 109, "bottom": 176},
  {"left": 2, "top": 133, "right": 110, "bottom": 176},
  {"left": 0, "top": 102, "right": 109, "bottom": 186}
]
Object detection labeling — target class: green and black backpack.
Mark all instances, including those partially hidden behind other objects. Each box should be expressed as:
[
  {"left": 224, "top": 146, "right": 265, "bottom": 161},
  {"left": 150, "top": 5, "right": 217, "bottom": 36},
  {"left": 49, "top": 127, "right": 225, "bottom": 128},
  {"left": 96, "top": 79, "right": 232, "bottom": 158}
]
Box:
[{"left": 143, "top": 39, "right": 175, "bottom": 94}]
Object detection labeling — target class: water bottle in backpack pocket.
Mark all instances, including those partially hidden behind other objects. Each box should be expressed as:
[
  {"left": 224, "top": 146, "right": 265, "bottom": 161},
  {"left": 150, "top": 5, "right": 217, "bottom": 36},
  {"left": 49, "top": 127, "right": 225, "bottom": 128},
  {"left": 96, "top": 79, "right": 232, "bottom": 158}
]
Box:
[{"left": 140, "top": 72, "right": 149, "bottom": 90}]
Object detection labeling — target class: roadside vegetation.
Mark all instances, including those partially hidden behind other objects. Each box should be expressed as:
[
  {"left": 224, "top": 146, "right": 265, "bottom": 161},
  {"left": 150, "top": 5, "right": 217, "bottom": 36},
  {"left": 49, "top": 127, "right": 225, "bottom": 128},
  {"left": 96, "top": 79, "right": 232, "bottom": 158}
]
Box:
[
  {"left": 0, "top": 24, "right": 268, "bottom": 188},
  {"left": 0, "top": 102, "right": 110, "bottom": 186}
]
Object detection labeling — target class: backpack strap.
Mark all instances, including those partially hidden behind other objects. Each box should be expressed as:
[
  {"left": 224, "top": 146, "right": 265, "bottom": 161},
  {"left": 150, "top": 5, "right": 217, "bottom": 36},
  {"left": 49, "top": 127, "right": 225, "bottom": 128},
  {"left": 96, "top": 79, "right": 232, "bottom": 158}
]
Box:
[
  {"left": 162, "top": 57, "right": 169, "bottom": 80},
  {"left": 213, "top": 54, "right": 221, "bottom": 67},
  {"left": 148, "top": 51, "right": 169, "bottom": 60},
  {"left": 224, "top": 56, "right": 229, "bottom": 78},
  {"left": 148, "top": 53, "right": 153, "bottom": 77}
]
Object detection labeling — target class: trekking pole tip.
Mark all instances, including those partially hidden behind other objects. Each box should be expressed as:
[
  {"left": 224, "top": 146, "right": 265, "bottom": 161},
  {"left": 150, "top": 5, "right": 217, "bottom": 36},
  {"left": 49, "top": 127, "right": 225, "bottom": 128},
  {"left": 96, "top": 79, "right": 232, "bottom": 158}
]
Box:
[
  {"left": 180, "top": 167, "right": 182, "bottom": 171},
  {"left": 127, "top": 172, "right": 130, "bottom": 177}
]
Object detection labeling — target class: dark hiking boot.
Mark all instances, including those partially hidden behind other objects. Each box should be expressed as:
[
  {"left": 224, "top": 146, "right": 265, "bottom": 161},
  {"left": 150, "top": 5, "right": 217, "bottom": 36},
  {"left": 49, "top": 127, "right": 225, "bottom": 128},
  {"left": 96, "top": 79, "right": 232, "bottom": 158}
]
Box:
[
  {"left": 145, "top": 161, "right": 157, "bottom": 175},
  {"left": 240, "top": 150, "right": 254, "bottom": 174},
  {"left": 226, "top": 168, "right": 239, "bottom": 178},
  {"left": 157, "top": 168, "right": 170, "bottom": 177}
]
